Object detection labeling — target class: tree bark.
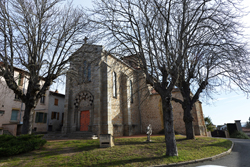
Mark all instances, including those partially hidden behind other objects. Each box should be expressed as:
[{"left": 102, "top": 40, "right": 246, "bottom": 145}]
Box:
[
  {"left": 162, "top": 96, "right": 178, "bottom": 156},
  {"left": 21, "top": 104, "right": 35, "bottom": 134},
  {"left": 22, "top": 103, "right": 32, "bottom": 134},
  {"left": 183, "top": 100, "right": 195, "bottom": 139},
  {"left": 179, "top": 84, "right": 195, "bottom": 139},
  {"left": 184, "top": 108, "right": 195, "bottom": 139}
]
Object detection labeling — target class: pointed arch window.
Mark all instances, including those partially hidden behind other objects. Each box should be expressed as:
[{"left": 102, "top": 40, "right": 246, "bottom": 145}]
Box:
[
  {"left": 113, "top": 72, "right": 117, "bottom": 98},
  {"left": 80, "top": 60, "right": 91, "bottom": 83},
  {"left": 83, "top": 60, "right": 87, "bottom": 81},
  {"left": 78, "top": 66, "right": 82, "bottom": 84},
  {"left": 130, "top": 80, "right": 133, "bottom": 103},
  {"left": 87, "top": 63, "right": 91, "bottom": 82}
]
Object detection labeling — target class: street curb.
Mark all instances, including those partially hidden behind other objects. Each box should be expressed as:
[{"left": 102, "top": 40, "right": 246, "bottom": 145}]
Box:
[{"left": 150, "top": 139, "right": 234, "bottom": 167}]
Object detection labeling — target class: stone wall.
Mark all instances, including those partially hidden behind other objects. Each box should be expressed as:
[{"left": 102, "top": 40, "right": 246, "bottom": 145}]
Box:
[
  {"left": 63, "top": 45, "right": 141, "bottom": 137},
  {"left": 141, "top": 93, "right": 163, "bottom": 134},
  {"left": 2, "top": 124, "right": 17, "bottom": 136},
  {"left": 141, "top": 88, "right": 207, "bottom": 136},
  {"left": 63, "top": 44, "right": 207, "bottom": 137},
  {"left": 106, "top": 55, "right": 141, "bottom": 136},
  {"left": 62, "top": 44, "right": 103, "bottom": 135},
  {"left": 193, "top": 101, "right": 207, "bottom": 136}
]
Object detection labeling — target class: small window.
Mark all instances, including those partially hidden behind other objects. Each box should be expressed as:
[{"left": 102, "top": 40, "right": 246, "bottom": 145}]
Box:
[
  {"left": 130, "top": 80, "right": 133, "bottom": 103},
  {"left": 113, "top": 72, "right": 117, "bottom": 98},
  {"left": 81, "top": 61, "right": 91, "bottom": 83},
  {"left": 15, "top": 94, "right": 21, "bottom": 100},
  {"left": 88, "top": 63, "right": 91, "bottom": 82},
  {"left": 40, "top": 95, "right": 45, "bottom": 104},
  {"left": 83, "top": 60, "right": 87, "bottom": 81},
  {"left": 51, "top": 112, "right": 56, "bottom": 119},
  {"left": 78, "top": 66, "right": 82, "bottom": 84},
  {"left": 51, "top": 112, "right": 59, "bottom": 120},
  {"left": 35, "top": 112, "right": 47, "bottom": 123},
  {"left": 0, "top": 110, "right": 4, "bottom": 116},
  {"left": 18, "top": 73, "right": 24, "bottom": 86},
  {"left": 54, "top": 98, "right": 58, "bottom": 106},
  {"left": 11, "top": 110, "right": 19, "bottom": 121}
]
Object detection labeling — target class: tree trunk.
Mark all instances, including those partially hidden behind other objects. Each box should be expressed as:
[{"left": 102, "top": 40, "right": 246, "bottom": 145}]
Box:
[
  {"left": 21, "top": 104, "right": 35, "bottom": 134},
  {"left": 162, "top": 96, "right": 178, "bottom": 156},
  {"left": 184, "top": 107, "right": 195, "bottom": 139}
]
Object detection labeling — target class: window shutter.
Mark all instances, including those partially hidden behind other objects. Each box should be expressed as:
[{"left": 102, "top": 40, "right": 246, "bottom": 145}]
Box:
[
  {"left": 54, "top": 99, "right": 58, "bottom": 106},
  {"left": 10, "top": 110, "right": 18, "bottom": 121},
  {"left": 35, "top": 112, "right": 39, "bottom": 123},
  {"left": 43, "top": 113, "right": 47, "bottom": 123},
  {"left": 57, "top": 112, "right": 59, "bottom": 120}
]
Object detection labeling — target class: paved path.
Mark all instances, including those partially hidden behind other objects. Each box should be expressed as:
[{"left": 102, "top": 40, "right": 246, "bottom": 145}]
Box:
[{"left": 184, "top": 138, "right": 250, "bottom": 167}]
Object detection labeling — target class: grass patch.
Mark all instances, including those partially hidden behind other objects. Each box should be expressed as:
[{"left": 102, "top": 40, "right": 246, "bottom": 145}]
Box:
[{"left": 0, "top": 135, "right": 232, "bottom": 167}]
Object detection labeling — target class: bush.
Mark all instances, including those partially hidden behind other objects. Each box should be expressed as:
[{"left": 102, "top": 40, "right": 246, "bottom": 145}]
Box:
[
  {"left": 230, "top": 131, "right": 250, "bottom": 139},
  {"left": 0, "top": 134, "right": 47, "bottom": 157}
]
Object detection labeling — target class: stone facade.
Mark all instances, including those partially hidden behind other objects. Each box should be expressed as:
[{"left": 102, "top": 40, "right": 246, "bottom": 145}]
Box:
[{"left": 63, "top": 44, "right": 207, "bottom": 137}]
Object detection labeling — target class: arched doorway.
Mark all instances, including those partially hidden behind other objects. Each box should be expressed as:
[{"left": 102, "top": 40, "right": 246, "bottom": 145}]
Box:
[
  {"left": 73, "top": 91, "right": 94, "bottom": 132},
  {"left": 80, "top": 110, "right": 90, "bottom": 131}
]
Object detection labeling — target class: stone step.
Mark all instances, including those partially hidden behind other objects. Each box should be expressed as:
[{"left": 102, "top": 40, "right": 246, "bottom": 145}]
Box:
[
  {"left": 43, "top": 131, "right": 98, "bottom": 140},
  {"left": 67, "top": 131, "right": 98, "bottom": 139}
]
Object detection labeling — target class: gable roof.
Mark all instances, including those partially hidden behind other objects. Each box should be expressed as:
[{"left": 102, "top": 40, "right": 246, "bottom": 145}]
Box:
[
  {"left": 0, "top": 62, "right": 46, "bottom": 81},
  {"left": 49, "top": 91, "right": 65, "bottom": 97}
]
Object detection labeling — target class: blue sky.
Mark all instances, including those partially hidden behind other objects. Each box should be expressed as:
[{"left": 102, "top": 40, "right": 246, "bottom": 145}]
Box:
[
  {"left": 73, "top": 0, "right": 92, "bottom": 7},
  {"left": 65, "top": 0, "right": 250, "bottom": 126}
]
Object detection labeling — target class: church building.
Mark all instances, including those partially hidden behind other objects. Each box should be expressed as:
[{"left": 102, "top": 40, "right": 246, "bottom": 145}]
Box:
[{"left": 62, "top": 44, "right": 207, "bottom": 137}]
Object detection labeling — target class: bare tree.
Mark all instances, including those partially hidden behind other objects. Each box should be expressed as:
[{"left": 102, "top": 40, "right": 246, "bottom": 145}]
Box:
[
  {"left": 91, "top": 0, "right": 250, "bottom": 156},
  {"left": 91, "top": 0, "right": 192, "bottom": 157},
  {"left": 171, "top": 0, "right": 250, "bottom": 139},
  {"left": 0, "top": 0, "right": 88, "bottom": 134}
]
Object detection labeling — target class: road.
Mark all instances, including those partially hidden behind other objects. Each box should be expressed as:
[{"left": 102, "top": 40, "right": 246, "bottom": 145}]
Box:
[{"left": 184, "top": 138, "right": 250, "bottom": 167}]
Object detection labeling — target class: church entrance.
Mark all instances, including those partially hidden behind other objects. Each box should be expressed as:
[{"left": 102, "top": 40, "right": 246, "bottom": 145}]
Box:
[{"left": 80, "top": 110, "right": 90, "bottom": 131}]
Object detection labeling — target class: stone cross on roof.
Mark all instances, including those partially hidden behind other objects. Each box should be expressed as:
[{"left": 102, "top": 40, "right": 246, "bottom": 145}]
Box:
[{"left": 84, "top": 36, "right": 88, "bottom": 44}]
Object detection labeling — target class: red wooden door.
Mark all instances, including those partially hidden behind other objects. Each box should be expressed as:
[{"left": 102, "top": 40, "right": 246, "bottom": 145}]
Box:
[{"left": 80, "top": 111, "right": 90, "bottom": 131}]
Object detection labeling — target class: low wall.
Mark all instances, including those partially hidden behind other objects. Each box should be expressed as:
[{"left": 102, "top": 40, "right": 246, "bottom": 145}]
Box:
[{"left": 2, "top": 124, "right": 17, "bottom": 136}]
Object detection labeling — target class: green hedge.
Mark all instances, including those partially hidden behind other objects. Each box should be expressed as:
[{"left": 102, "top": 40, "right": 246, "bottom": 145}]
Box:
[
  {"left": 230, "top": 131, "right": 250, "bottom": 139},
  {"left": 0, "top": 134, "right": 47, "bottom": 157}
]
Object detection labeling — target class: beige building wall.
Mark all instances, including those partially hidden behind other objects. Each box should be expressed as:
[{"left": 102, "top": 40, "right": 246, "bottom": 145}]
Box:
[
  {"left": 32, "top": 82, "right": 49, "bottom": 132},
  {"left": 140, "top": 88, "right": 207, "bottom": 136},
  {"left": 107, "top": 55, "right": 141, "bottom": 136},
  {"left": 193, "top": 101, "right": 207, "bottom": 136},
  {"left": 140, "top": 93, "right": 163, "bottom": 134},
  {"left": 0, "top": 68, "right": 49, "bottom": 135}
]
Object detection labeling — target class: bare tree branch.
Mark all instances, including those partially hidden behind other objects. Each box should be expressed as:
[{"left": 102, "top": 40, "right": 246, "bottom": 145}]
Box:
[{"left": 0, "top": 0, "right": 88, "bottom": 134}]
